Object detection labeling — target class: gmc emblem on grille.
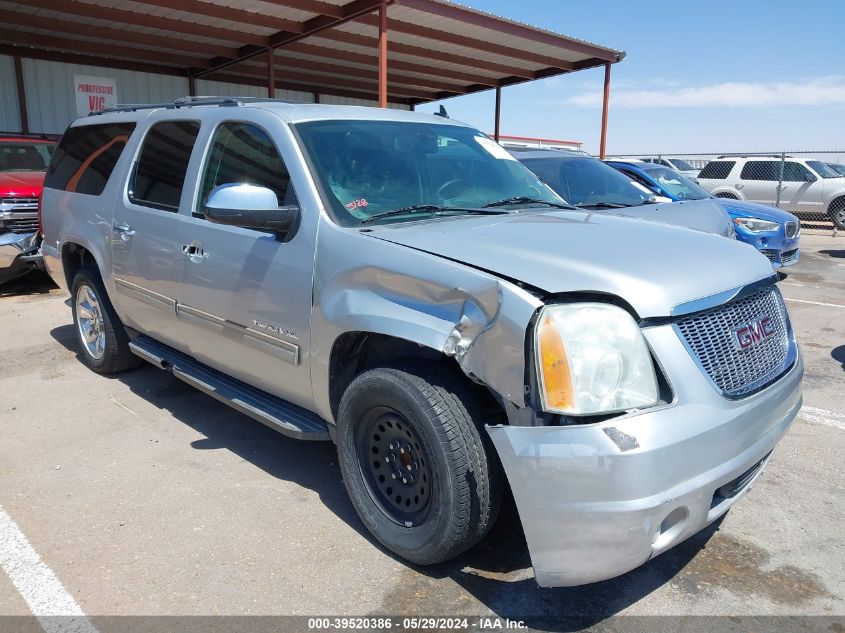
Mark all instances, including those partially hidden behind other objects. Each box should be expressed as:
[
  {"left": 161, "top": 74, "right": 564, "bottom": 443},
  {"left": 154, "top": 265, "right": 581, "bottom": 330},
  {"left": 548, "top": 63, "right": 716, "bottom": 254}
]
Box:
[{"left": 732, "top": 316, "right": 775, "bottom": 351}]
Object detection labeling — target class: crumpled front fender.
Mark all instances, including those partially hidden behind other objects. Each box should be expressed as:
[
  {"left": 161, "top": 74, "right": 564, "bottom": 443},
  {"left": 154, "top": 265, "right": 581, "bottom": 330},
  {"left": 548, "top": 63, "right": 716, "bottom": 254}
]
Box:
[{"left": 310, "top": 223, "right": 542, "bottom": 422}]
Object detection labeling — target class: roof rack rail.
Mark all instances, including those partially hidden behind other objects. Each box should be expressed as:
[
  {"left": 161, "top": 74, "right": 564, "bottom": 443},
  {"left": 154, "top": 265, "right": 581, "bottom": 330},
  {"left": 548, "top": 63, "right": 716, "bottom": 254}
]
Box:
[{"left": 89, "top": 95, "right": 296, "bottom": 116}]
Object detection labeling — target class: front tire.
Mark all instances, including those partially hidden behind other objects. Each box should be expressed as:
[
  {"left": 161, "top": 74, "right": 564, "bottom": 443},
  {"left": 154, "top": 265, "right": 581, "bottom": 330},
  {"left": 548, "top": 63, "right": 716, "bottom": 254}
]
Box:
[
  {"left": 336, "top": 363, "right": 502, "bottom": 565},
  {"left": 71, "top": 267, "right": 139, "bottom": 374}
]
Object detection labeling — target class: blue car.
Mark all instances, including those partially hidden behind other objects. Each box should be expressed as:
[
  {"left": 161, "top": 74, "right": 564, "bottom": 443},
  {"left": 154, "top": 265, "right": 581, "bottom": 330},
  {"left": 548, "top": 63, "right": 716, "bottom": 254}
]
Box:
[{"left": 607, "top": 161, "right": 800, "bottom": 268}]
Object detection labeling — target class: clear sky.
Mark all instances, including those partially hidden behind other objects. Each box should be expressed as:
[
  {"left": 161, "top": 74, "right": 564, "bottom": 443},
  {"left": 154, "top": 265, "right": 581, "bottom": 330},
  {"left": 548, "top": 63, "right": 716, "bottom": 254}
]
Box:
[{"left": 415, "top": 0, "right": 845, "bottom": 154}]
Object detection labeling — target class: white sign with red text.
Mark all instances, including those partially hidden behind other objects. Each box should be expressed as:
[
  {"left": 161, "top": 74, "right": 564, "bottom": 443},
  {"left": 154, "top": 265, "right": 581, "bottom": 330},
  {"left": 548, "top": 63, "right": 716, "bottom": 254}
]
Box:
[{"left": 74, "top": 75, "right": 118, "bottom": 116}]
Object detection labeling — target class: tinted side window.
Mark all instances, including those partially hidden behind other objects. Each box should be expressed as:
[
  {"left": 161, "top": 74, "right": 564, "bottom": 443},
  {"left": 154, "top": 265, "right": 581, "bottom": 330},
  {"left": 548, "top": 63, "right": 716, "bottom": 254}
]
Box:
[
  {"left": 698, "top": 161, "right": 734, "bottom": 180},
  {"left": 782, "top": 162, "right": 810, "bottom": 182},
  {"left": 129, "top": 121, "right": 200, "bottom": 212},
  {"left": 44, "top": 123, "right": 135, "bottom": 195},
  {"left": 198, "top": 122, "right": 296, "bottom": 213},
  {"left": 740, "top": 161, "right": 778, "bottom": 181}
]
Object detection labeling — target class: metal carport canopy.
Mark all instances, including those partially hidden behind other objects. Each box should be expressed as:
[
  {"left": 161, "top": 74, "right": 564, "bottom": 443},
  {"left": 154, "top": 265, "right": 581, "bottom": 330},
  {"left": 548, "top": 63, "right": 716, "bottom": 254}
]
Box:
[{"left": 1, "top": 0, "right": 625, "bottom": 150}]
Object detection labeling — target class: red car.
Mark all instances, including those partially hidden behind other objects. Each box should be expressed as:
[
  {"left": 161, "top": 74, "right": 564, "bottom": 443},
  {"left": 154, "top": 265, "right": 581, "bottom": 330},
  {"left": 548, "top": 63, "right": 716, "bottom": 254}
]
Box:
[{"left": 0, "top": 133, "right": 57, "bottom": 284}]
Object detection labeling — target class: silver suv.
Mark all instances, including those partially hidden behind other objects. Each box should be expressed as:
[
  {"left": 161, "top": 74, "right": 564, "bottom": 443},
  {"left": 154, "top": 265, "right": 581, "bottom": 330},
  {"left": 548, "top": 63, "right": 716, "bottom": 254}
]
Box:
[
  {"left": 40, "top": 98, "right": 803, "bottom": 587},
  {"left": 697, "top": 155, "right": 845, "bottom": 229}
]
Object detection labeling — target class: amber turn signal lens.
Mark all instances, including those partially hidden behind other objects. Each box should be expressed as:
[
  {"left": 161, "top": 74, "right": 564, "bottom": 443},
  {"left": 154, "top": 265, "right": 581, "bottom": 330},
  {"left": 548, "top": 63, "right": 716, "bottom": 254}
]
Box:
[{"left": 538, "top": 315, "right": 574, "bottom": 411}]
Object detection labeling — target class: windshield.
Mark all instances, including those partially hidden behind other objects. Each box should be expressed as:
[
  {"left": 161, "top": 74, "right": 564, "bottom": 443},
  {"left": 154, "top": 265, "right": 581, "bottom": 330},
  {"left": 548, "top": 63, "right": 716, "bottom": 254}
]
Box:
[
  {"left": 643, "top": 166, "right": 711, "bottom": 200},
  {"left": 293, "top": 120, "right": 563, "bottom": 225},
  {"left": 807, "top": 160, "right": 843, "bottom": 178},
  {"left": 520, "top": 156, "right": 653, "bottom": 207},
  {"left": 668, "top": 158, "right": 696, "bottom": 172},
  {"left": 0, "top": 141, "right": 55, "bottom": 172},
  {"left": 827, "top": 163, "right": 845, "bottom": 176}
]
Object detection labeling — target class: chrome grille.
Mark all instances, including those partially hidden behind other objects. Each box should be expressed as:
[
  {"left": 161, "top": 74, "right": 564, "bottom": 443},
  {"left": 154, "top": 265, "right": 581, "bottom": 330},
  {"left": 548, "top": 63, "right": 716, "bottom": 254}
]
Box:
[
  {"left": 0, "top": 197, "right": 39, "bottom": 234},
  {"left": 781, "top": 249, "right": 799, "bottom": 265},
  {"left": 5, "top": 218, "right": 39, "bottom": 233},
  {"left": 675, "top": 286, "right": 792, "bottom": 397},
  {"left": 785, "top": 221, "right": 799, "bottom": 239},
  {"left": 0, "top": 197, "right": 38, "bottom": 209}
]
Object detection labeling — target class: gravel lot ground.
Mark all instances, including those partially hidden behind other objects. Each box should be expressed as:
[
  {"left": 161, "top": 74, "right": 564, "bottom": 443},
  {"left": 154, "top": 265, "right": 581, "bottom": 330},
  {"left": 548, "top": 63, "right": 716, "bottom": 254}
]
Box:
[{"left": 0, "top": 234, "right": 842, "bottom": 631}]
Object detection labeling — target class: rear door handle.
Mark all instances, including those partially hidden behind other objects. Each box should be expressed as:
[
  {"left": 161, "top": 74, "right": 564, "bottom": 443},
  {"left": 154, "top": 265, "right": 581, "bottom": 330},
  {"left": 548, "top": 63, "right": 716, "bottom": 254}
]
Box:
[
  {"left": 112, "top": 222, "right": 135, "bottom": 240},
  {"left": 182, "top": 243, "right": 207, "bottom": 262}
]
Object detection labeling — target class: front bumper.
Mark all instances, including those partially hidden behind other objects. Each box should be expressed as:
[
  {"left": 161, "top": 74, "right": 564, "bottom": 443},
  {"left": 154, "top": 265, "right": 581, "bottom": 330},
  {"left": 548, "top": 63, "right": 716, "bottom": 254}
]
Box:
[
  {"left": 735, "top": 228, "right": 800, "bottom": 269},
  {"left": 0, "top": 230, "right": 41, "bottom": 283},
  {"left": 487, "top": 324, "right": 803, "bottom": 587}
]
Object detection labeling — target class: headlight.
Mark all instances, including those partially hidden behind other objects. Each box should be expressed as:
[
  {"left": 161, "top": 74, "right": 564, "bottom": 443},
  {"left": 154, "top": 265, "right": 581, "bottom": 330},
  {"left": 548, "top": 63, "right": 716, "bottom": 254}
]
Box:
[
  {"left": 535, "top": 303, "right": 659, "bottom": 416},
  {"left": 733, "top": 217, "right": 779, "bottom": 233}
]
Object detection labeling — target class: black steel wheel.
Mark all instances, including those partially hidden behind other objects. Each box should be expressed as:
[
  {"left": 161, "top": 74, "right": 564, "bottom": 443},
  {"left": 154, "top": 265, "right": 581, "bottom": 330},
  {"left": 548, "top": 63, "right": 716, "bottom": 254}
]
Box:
[
  {"left": 336, "top": 362, "right": 502, "bottom": 565},
  {"left": 355, "top": 407, "right": 432, "bottom": 527}
]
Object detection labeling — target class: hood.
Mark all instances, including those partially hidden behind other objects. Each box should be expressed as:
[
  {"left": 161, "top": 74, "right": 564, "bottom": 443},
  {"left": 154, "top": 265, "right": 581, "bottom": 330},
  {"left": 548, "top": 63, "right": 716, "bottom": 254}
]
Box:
[
  {"left": 365, "top": 210, "right": 773, "bottom": 318},
  {"left": 717, "top": 199, "right": 799, "bottom": 224},
  {"left": 596, "top": 198, "right": 733, "bottom": 237},
  {"left": 0, "top": 171, "right": 45, "bottom": 198}
]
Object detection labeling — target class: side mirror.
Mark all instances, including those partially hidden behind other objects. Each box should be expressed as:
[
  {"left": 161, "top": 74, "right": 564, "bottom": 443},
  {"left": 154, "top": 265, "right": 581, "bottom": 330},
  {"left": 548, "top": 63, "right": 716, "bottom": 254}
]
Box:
[
  {"left": 804, "top": 172, "right": 817, "bottom": 183},
  {"left": 203, "top": 183, "right": 300, "bottom": 241}
]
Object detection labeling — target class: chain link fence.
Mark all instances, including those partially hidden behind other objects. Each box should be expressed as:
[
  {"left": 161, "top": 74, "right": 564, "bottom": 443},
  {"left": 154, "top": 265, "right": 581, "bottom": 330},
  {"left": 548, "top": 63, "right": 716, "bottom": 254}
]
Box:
[{"left": 604, "top": 151, "right": 845, "bottom": 235}]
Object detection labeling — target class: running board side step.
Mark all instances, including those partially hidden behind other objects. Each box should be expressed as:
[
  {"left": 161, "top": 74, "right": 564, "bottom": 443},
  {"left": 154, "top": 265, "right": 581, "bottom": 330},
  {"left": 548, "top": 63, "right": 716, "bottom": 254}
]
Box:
[{"left": 129, "top": 335, "right": 330, "bottom": 441}]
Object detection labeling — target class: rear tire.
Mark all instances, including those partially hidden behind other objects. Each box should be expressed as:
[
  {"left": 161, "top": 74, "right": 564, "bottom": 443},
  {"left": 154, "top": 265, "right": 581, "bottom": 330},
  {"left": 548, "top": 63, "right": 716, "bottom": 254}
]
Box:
[
  {"left": 336, "top": 362, "right": 502, "bottom": 565},
  {"left": 71, "top": 267, "right": 139, "bottom": 374},
  {"left": 829, "top": 197, "right": 845, "bottom": 230}
]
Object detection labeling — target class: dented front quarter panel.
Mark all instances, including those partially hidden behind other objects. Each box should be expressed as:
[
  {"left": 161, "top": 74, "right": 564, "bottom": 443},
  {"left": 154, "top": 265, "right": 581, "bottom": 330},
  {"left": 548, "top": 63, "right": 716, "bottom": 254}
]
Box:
[{"left": 309, "top": 219, "right": 542, "bottom": 424}]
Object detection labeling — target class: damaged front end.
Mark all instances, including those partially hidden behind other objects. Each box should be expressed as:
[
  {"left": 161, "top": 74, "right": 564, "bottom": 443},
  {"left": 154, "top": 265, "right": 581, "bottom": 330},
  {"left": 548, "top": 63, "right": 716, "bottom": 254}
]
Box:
[
  {"left": 313, "top": 222, "right": 802, "bottom": 588},
  {"left": 486, "top": 309, "right": 802, "bottom": 587},
  {"left": 0, "top": 230, "right": 42, "bottom": 285},
  {"left": 311, "top": 222, "right": 543, "bottom": 421}
]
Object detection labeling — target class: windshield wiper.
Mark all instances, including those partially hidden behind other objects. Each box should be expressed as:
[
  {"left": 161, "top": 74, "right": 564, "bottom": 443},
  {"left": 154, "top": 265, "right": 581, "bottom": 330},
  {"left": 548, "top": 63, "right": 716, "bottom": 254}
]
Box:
[
  {"left": 484, "top": 196, "right": 577, "bottom": 210},
  {"left": 575, "top": 202, "right": 630, "bottom": 209},
  {"left": 360, "top": 204, "right": 506, "bottom": 224}
]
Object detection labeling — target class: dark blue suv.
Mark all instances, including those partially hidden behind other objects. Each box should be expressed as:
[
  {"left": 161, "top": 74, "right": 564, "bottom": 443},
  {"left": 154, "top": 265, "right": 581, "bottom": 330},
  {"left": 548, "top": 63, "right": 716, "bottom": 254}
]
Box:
[{"left": 608, "top": 160, "right": 800, "bottom": 268}]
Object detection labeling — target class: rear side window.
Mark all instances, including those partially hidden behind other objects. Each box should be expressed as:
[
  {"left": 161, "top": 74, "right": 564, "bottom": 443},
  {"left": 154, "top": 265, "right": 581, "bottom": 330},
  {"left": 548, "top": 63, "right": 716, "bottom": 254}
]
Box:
[
  {"left": 129, "top": 121, "right": 200, "bottom": 212},
  {"left": 740, "top": 161, "right": 778, "bottom": 181},
  {"left": 698, "top": 161, "right": 735, "bottom": 179},
  {"left": 44, "top": 123, "right": 135, "bottom": 195}
]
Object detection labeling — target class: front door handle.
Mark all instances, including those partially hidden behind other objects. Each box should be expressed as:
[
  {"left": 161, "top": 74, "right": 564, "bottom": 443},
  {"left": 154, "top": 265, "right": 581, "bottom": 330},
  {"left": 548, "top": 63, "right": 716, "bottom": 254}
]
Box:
[
  {"left": 112, "top": 222, "right": 135, "bottom": 241},
  {"left": 182, "top": 243, "right": 207, "bottom": 262}
]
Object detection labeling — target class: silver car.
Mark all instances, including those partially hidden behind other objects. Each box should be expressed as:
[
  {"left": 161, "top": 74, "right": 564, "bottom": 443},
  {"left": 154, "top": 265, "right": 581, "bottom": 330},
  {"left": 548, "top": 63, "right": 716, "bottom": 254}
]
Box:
[{"left": 39, "top": 98, "right": 802, "bottom": 587}]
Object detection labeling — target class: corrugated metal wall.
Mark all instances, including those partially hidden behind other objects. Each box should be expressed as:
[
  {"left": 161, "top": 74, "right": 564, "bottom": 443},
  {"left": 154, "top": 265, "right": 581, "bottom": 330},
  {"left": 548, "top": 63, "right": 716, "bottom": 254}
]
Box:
[
  {"left": 0, "top": 56, "right": 410, "bottom": 134},
  {"left": 0, "top": 55, "right": 22, "bottom": 132},
  {"left": 21, "top": 59, "right": 189, "bottom": 134},
  {"left": 195, "top": 79, "right": 316, "bottom": 104}
]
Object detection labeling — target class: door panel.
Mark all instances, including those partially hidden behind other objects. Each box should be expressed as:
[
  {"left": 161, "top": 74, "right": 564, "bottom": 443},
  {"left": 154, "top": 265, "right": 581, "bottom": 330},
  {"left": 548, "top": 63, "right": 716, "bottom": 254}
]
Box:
[
  {"left": 780, "top": 162, "right": 823, "bottom": 216},
  {"left": 175, "top": 116, "right": 316, "bottom": 409},
  {"left": 737, "top": 161, "right": 778, "bottom": 205},
  {"left": 111, "top": 118, "right": 199, "bottom": 349}
]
